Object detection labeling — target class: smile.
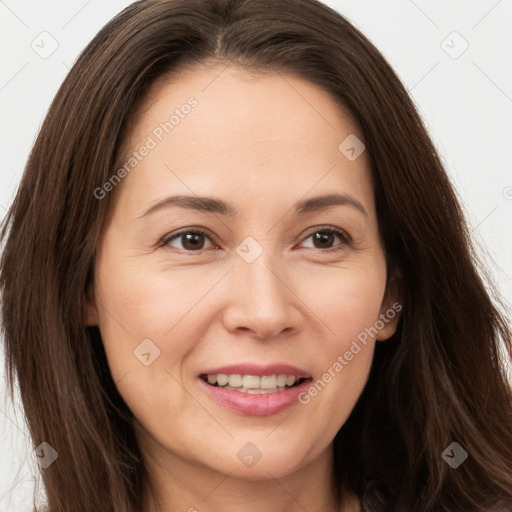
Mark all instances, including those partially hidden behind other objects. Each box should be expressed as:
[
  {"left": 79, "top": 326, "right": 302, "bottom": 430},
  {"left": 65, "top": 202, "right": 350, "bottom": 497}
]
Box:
[
  {"left": 198, "top": 363, "right": 313, "bottom": 415},
  {"left": 199, "top": 373, "right": 308, "bottom": 393}
]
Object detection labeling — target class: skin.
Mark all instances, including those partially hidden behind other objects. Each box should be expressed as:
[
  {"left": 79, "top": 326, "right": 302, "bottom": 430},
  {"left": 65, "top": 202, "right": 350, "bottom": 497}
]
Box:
[{"left": 86, "top": 63, "right": 401, "bottom": 512}]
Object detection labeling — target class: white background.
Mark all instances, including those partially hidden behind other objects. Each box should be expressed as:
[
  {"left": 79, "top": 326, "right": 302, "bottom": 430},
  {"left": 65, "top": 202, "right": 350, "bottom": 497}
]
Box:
[{"left": 1, "top": 0, "right": 511, "bottom": 510}]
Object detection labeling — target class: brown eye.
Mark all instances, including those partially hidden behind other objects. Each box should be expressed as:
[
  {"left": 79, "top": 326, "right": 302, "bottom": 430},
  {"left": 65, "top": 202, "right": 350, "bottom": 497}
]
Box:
[
  {"left": 299, "top": 228, "right": 350, "bottom": 251},
  {"left": 161, "top": 229, "right": 215, "bottom": 252}
]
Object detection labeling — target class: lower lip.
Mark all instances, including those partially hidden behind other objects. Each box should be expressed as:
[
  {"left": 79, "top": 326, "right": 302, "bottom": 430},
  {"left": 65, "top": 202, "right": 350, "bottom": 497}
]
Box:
[{"left": 198, "top": 378, "right": 312, "bottom": 416}]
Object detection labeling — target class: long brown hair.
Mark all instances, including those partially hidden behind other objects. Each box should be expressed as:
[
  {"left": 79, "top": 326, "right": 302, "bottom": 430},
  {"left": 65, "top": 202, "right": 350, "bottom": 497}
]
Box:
[{"left": 1, "top": 1, "right": 511, "bottom": 511}]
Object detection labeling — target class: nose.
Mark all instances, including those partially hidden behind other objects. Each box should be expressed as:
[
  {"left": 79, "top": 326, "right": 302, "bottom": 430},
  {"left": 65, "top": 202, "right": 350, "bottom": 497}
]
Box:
[{"left": 221, "top": 253, "right": 301, "bottom": 340}]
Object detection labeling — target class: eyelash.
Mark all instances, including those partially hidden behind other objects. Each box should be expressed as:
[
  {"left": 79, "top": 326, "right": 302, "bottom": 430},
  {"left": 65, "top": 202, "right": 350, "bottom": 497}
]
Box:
[{"left": 158, "top": 226, "right": 352, "bottom": 254}]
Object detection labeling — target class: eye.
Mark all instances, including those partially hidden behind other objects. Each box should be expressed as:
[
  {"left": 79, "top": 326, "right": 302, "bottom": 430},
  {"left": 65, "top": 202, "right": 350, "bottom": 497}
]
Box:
[
  {"left": 160, "top": 228, "right": 216, "bottom": 252},
  {"left": 159, "top": 226, "right": 351, "bottom": 254},
  {"left": 298, "top": 227, "right": 351, "bottom": 252}
]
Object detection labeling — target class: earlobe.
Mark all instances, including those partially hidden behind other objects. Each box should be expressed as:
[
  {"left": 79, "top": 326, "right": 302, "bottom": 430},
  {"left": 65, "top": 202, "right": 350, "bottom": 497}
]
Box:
[{"left": 376, "top": 269, "right": 403, "bottom": 341}]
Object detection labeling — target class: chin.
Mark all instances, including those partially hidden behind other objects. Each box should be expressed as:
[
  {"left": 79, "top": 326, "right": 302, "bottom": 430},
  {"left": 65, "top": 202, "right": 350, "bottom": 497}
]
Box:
[{"left": 202, "top": 437, "right": 312, "bottom": 480}]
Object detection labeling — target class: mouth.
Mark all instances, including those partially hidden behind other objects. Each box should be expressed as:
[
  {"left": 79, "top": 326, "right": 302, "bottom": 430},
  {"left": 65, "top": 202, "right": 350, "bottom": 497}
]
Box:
[
  {"left": 197, "top": 363, "right": 313, "bottom": 415},
  {"left": 199, "top": 373, "right": 311, "bottom": 394}
]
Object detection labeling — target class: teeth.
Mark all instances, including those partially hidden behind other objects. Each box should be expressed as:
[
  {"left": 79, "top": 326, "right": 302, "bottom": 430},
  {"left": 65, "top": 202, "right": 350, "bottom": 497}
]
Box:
[
  {"left": 203, "top": 373, "right": 299, "bottom": 391},
  {"left": 217, "top": 374, "right": 229, "bottom": 386},
  {"left": 242, "top": 375, "right": 260, "bottom": 388},
  {"left": 276, "top": 374, "right": 287, "bottom": 387},
  {"left": 228, "top": 374, "right": 243, "bottom": 387},
  {"left": 261, "top": 375, "right": 277, "bottom": 388},
  {"left": 223, "top": 386, "right": 284, "bottom": 394}
]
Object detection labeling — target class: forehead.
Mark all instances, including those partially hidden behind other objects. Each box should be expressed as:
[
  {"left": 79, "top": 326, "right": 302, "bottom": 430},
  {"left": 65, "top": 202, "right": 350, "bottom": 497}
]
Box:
[
  {"left": 113, "top": 63, "right": 374, "bottom": 220},
  {"left": 128, "top": 63, "right": 361, "bottom": 151}
]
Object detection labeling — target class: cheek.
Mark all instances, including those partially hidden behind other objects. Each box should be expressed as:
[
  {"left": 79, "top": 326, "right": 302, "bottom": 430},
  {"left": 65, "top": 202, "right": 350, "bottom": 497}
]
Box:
[
  {"left": 300, "top": 259, "right": 387, "bottom": 349},
  {"left": 293, "top": 260, "right": 385, "bottom": 415},
  {"left": 95, "top": 251, "right": 220, "bottom": 366},
  {"left": 93, "top": 262, "right": 197, "bottom": 427}
]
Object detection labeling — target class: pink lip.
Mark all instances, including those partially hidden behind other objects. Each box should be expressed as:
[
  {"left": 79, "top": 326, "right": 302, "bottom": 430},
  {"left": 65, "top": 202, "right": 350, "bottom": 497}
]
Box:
[
  {"left": 199, "top": 363, "right": 311, "bottom": 379},
  {"left": 198, "top": 377, "right": 312, "bottom": 416}
]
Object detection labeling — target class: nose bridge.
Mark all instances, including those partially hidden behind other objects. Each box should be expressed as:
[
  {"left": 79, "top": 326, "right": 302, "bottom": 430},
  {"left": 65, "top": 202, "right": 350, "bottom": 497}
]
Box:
[
  {"left": 242, "top": 250, "right": 284, "bottom": 302},
  {"left": 222, "top": 236, "right": 298, "bottom": 338}
]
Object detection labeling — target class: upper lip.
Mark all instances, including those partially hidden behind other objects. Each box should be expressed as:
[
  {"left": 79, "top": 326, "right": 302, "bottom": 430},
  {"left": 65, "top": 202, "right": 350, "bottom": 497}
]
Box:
[{"left": 199, "top": 363, "right": 312, "bottom": 379}]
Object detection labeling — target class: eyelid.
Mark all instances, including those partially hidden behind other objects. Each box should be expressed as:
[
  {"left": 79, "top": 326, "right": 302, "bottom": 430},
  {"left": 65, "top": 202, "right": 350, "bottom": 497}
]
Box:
[
  {"left": 158, "top": 226, "right": 217, "bottom": 251},
  {"left": 159, "top": 225, "right": 352, "bottom": 253},
  {"left": 296, "top": 227, "right": 352, "bottom": 254},
  {"left": 300, "top": 225, "right": 352, "bottom": 245}
]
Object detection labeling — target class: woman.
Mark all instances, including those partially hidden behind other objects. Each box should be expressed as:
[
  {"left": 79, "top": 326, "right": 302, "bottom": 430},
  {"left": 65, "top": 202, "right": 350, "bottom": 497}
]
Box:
[{"left": 1, "top": 0, "right": 511, "bottom": 511}]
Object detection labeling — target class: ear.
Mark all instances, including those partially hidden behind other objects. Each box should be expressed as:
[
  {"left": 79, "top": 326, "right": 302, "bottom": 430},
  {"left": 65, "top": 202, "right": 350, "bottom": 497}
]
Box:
[
  {"left": 85, "top": 281, "right": 99, "bottom": 326},
  {"left": 375, "top": 268, "right": 403, "bottom": 341}
]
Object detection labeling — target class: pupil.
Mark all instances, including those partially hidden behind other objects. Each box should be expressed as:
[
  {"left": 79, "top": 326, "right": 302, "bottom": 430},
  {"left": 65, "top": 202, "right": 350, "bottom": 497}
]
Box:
[
  {"left": 314, "top": 231, "right": 333, "bottom": 248},
  {"left": 182, "top": 232, "right": 204, "bottom": 250}
]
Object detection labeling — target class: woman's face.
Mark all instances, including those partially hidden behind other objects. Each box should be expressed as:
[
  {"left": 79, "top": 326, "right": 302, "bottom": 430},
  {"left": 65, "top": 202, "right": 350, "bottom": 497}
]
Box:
[{"left": 87, "top": 64, "right": 400, "bottom": 482}]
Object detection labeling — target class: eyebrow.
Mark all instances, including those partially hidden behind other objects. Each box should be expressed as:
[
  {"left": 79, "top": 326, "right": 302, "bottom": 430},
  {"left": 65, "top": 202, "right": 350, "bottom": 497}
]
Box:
[{"left": 137, "top": 192, "right": 368, "bottom": 219}]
